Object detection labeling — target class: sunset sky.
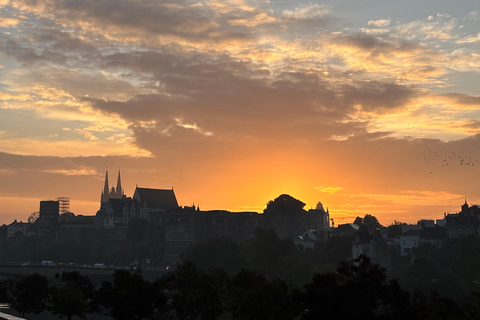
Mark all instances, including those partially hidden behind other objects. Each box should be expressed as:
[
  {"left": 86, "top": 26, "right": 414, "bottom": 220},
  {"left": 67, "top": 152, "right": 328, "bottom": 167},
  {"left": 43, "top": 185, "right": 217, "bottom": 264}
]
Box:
[{"left": 1, "top": 0, "right": 480, "bottom": 226}]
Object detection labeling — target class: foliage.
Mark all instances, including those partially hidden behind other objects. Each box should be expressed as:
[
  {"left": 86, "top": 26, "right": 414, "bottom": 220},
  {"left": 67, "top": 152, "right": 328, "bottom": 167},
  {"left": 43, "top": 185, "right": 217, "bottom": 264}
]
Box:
[
  {"left": 363, "top": 214, "right": 383, "bottom": 229},
  {"left": 386, "top": 220, "right": 405, "bottom": 238},
  {"left": 49, "top": 271, "right": 96, "bottom": 320},
  {"left": 302, "top": 255, "right": 411, "bottom": 320},
  {"left": 155, "top": 260, "right": 227, "bottom": 320},
  {"left": 263, "top": 194, "right": 306, "bottom": 215},
  {"left": 2, "top": 273, "right": 49, "bottom": 317},
  {"left": 28, "top": 211, "right": 39, "bottom": 224},
  {"left": 97, "top": 269, "right": 154, "bottom": 320},
  {"left": 242, "top": 228, "right": 305, "bottom": 282},
  {"left": 227, "top": 269, "right": 297, "bottom": 320}
]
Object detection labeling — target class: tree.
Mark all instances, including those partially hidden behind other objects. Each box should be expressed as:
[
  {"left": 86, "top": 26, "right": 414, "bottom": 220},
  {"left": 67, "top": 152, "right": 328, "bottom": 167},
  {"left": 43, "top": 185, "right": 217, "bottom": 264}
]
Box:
[
  {"left": 263, "top": 194, "right": 306, "bottom": 215},
  {"left": 2, "top": 273, "right": 49, "bottom": 317},
  {"left": 242, "top": 228, "right": 299, "bottom": 280},
  {"left": 353, "top": 216, "right": 363, "bottom": 226},
  {"left": 155, "top": 261, "right": 227, "bottom": 320},
  {"left": 301, "top": 272, "right": 343, "bottom": 320},
  {"left": 28, "top": 211, "right": 39, "bottom": 224},
  {"left": 386, "top": 220, "right": 404, "bottom": 238},
  {"left": 363, "top": 214, "right": 382, "bottom": 229},
  {"left": 301, "top": 255, "right": 411, "bottom": 320},
  {"left": 49, "top": 271, "right": 96, "bottom": 320},
  {"left": 227, "top": 269, "right": 297, "bottom": 320},
  {"left": 98, "top": 269, "right": 154, "bottom": 320}
]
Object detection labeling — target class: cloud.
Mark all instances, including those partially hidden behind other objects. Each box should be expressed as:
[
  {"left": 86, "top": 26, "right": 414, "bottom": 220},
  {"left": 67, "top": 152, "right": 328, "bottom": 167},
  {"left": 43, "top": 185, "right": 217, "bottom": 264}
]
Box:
[
  {"left": 464, "top": 11, "right": 478, "bottom": 20},
  {"left": 0, "top": 137, "right": 151, "bottom": 157},
  {"left": 393, "top": 14, "right": 456, "bottom": 40},
  {"left": 0, "top": 92, "right": 33, "bottom": 101},
  {"left": 228, "top": 12, "right": 277, "bottom": 27},
  {"left": 282, "top": 4, "right": 332, "bottom": 19},
  {"left": 367, "top": 19, "right": 391, "bottom": 28},
  {"left": 175, "top": 118, "right": 214, "bottom": 136},
  {"left": 0, "top": 17, "right": 21, "bottom": 27},
  {"left": 456, "top": 32, "right": 480, "bottom": 44},
  {"left": 41, "top": 168, "right": 98, "bottom": 176},
  {"left": 315, "top": 186, "right": 342, "bottom": 194}
]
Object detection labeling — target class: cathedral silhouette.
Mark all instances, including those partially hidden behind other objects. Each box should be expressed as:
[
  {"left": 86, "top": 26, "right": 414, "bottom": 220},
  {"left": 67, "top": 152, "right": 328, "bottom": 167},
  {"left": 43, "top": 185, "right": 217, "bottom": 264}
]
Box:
[{"left": 100, "top": 169, "right": 124, "bottom": 203}]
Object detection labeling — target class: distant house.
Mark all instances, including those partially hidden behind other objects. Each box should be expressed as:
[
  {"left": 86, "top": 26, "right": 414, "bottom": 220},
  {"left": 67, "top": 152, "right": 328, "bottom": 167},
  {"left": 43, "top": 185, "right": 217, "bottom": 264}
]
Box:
[
  {"left": 7, "top": 220, "right": 30, "bottom": 239},
  {"left": 398, "top": 224, "right": 447, "bottom": 256},
  {"left": 400, "top": 230, "right": 421, "bottom": 256},
  {"left": 352, "top": 226, "right": 390, "bottom": 267},
  {"left": 295, "top": 229, "right": 327, "bottom": 249},
  {"left": 419, "top": 226, "right": 447, "bottom": 248},
  {"left": 445, "top": 200, "right": 480, "bottom": 239},
  {"left": 331, "top": 223, "right": 359, "bottom": 237}
]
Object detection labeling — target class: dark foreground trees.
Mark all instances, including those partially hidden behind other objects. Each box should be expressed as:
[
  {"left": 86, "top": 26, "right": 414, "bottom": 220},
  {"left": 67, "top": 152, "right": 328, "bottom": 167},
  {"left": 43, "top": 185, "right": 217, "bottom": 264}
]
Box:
[
  {"left": 1, "top": 273, "right": 49, "bottom": 317},
  {"left": 49, "top": 271, "right": 97, "bottom": 320},
  {"left": 1, "top": 256, "right": 480, "bottom": 320}
]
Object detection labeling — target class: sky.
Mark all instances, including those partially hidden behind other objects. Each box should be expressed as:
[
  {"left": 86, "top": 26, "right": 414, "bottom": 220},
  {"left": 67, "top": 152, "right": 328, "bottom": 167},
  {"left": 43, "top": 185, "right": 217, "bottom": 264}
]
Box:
[{"left": 0, "top": 0, "right": 480, "bottom": 226}]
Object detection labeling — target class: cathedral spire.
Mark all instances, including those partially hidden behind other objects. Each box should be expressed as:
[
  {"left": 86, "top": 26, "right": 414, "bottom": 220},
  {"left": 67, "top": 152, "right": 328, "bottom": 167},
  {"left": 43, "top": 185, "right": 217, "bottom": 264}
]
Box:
[
  {"left": 103, "top": 169, "right": 109, "bottom": 194},
  {"left": 101, "top": 168, "right": 110, "bottom": 203},
  {"left": 116, "top": 168, "right": 123, "bottom": 197}
]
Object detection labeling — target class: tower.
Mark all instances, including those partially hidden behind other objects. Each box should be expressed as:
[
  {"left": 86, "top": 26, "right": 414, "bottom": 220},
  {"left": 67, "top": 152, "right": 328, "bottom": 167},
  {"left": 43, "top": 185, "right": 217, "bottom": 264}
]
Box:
[
  {"left": 116, "top": 168, "right": 123, "bottom": 197},
  {"left": 101, "top": 169, "right": 110, "bottom": 204},
  {"left": 101, "top": 168, "right": 124, "bottom": 204}
]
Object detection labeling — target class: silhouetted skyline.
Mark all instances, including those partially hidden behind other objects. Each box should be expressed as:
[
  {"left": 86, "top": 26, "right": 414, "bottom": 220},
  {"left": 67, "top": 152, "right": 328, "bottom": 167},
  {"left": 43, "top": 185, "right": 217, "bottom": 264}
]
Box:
[{"left": 0, "top": 1, "right": 480, "bottom": 225}]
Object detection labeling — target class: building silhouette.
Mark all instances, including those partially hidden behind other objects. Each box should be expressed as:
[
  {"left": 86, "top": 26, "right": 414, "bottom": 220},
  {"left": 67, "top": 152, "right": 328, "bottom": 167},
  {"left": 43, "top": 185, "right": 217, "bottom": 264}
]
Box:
[
  {"left": 38, "top": 200, "right": 59, "bottom": 236},
  {"left": 101, "top": 169, "right": 124, "bottom": 204}
]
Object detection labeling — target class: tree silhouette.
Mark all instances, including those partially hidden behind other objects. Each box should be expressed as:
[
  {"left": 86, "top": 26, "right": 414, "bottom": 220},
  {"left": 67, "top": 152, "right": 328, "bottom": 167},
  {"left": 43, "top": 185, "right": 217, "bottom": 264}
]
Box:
[
  {"left": 49, "top": 271, "right": 96, "bottom": 320},
  {"left": 301, "top": 255, "right": 411, "bottom": 320},
  {"left": 227, "top": 269, "right": 296, "bottom": 320},
  {"left": 98, "top": 269, "right": 154, "bottom": 320},
  {"left": 2, "top": 273, "right": 49, "bottom": 317},
  {"left": 155, "top": 261, "right": 227, "bottom": 320},
  {"left": 263, "top": 194, "right": 306, "bottom": 215}
]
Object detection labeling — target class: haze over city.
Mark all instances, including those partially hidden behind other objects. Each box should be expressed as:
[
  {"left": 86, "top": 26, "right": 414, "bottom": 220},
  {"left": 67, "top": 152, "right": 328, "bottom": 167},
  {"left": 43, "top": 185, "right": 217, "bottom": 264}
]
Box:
[{"left": 1, "top": 0, "right": 480, "bottom": 226}]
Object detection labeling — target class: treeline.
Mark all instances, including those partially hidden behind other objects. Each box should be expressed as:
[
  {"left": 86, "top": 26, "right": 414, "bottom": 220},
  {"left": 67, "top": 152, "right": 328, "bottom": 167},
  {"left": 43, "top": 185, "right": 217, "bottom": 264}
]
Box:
[
  {"left": 180, "top": 227, "right": 355, "bottom": 286},
  {"left": 1, "top": 256, "right": 480, "bottom": 320},
  {"left": 182, "top": 225, "right": 480, "bottom": 304},
  {"left": 390, "top": 235, "right": 480, "bottom": 304}
]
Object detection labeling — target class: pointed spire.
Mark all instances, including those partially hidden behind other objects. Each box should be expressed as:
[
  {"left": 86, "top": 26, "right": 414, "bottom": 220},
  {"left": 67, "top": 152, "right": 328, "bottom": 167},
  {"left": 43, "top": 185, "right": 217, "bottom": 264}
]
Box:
[
  {"left": 101, "top": 168, "right": 110, "bottom": 203},
  {"left": 103, "top": 168, "right": 109, "bottom": 194},
  {"left": 116, "top": 168, "right": 123, "bottom": 197}
]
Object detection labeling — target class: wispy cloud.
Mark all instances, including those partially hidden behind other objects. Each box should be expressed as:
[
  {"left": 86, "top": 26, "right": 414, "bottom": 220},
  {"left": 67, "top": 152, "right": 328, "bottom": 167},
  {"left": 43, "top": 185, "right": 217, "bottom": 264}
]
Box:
[{"left": 315, "top": 186, "right": 342, "bottom": 194}]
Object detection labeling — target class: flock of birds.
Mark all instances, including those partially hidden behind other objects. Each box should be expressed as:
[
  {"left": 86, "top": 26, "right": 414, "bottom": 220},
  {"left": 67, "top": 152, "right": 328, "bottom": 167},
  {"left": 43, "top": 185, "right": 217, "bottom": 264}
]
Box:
[{"left": 424, "top": 147, "right": 479, "bottom": 174}]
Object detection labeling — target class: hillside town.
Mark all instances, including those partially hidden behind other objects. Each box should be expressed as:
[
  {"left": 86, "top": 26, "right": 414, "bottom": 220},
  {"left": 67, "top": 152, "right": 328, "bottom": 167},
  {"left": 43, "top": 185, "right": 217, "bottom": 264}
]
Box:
[{"left": 3, "top": 168, "right": 477, "bottom": 270}]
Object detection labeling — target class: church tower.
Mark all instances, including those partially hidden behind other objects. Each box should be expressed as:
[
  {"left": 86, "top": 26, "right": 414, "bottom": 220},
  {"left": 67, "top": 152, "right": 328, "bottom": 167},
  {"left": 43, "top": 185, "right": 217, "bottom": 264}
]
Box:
[
  {"left": 101, "top": 169, "right": 110, "bottom": 204},
  {"left": 116, "top": 169, "right": 123, "bottom": 198},
  {"left": 101, "top": 168, "right": 124, "bottom": 204}
]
